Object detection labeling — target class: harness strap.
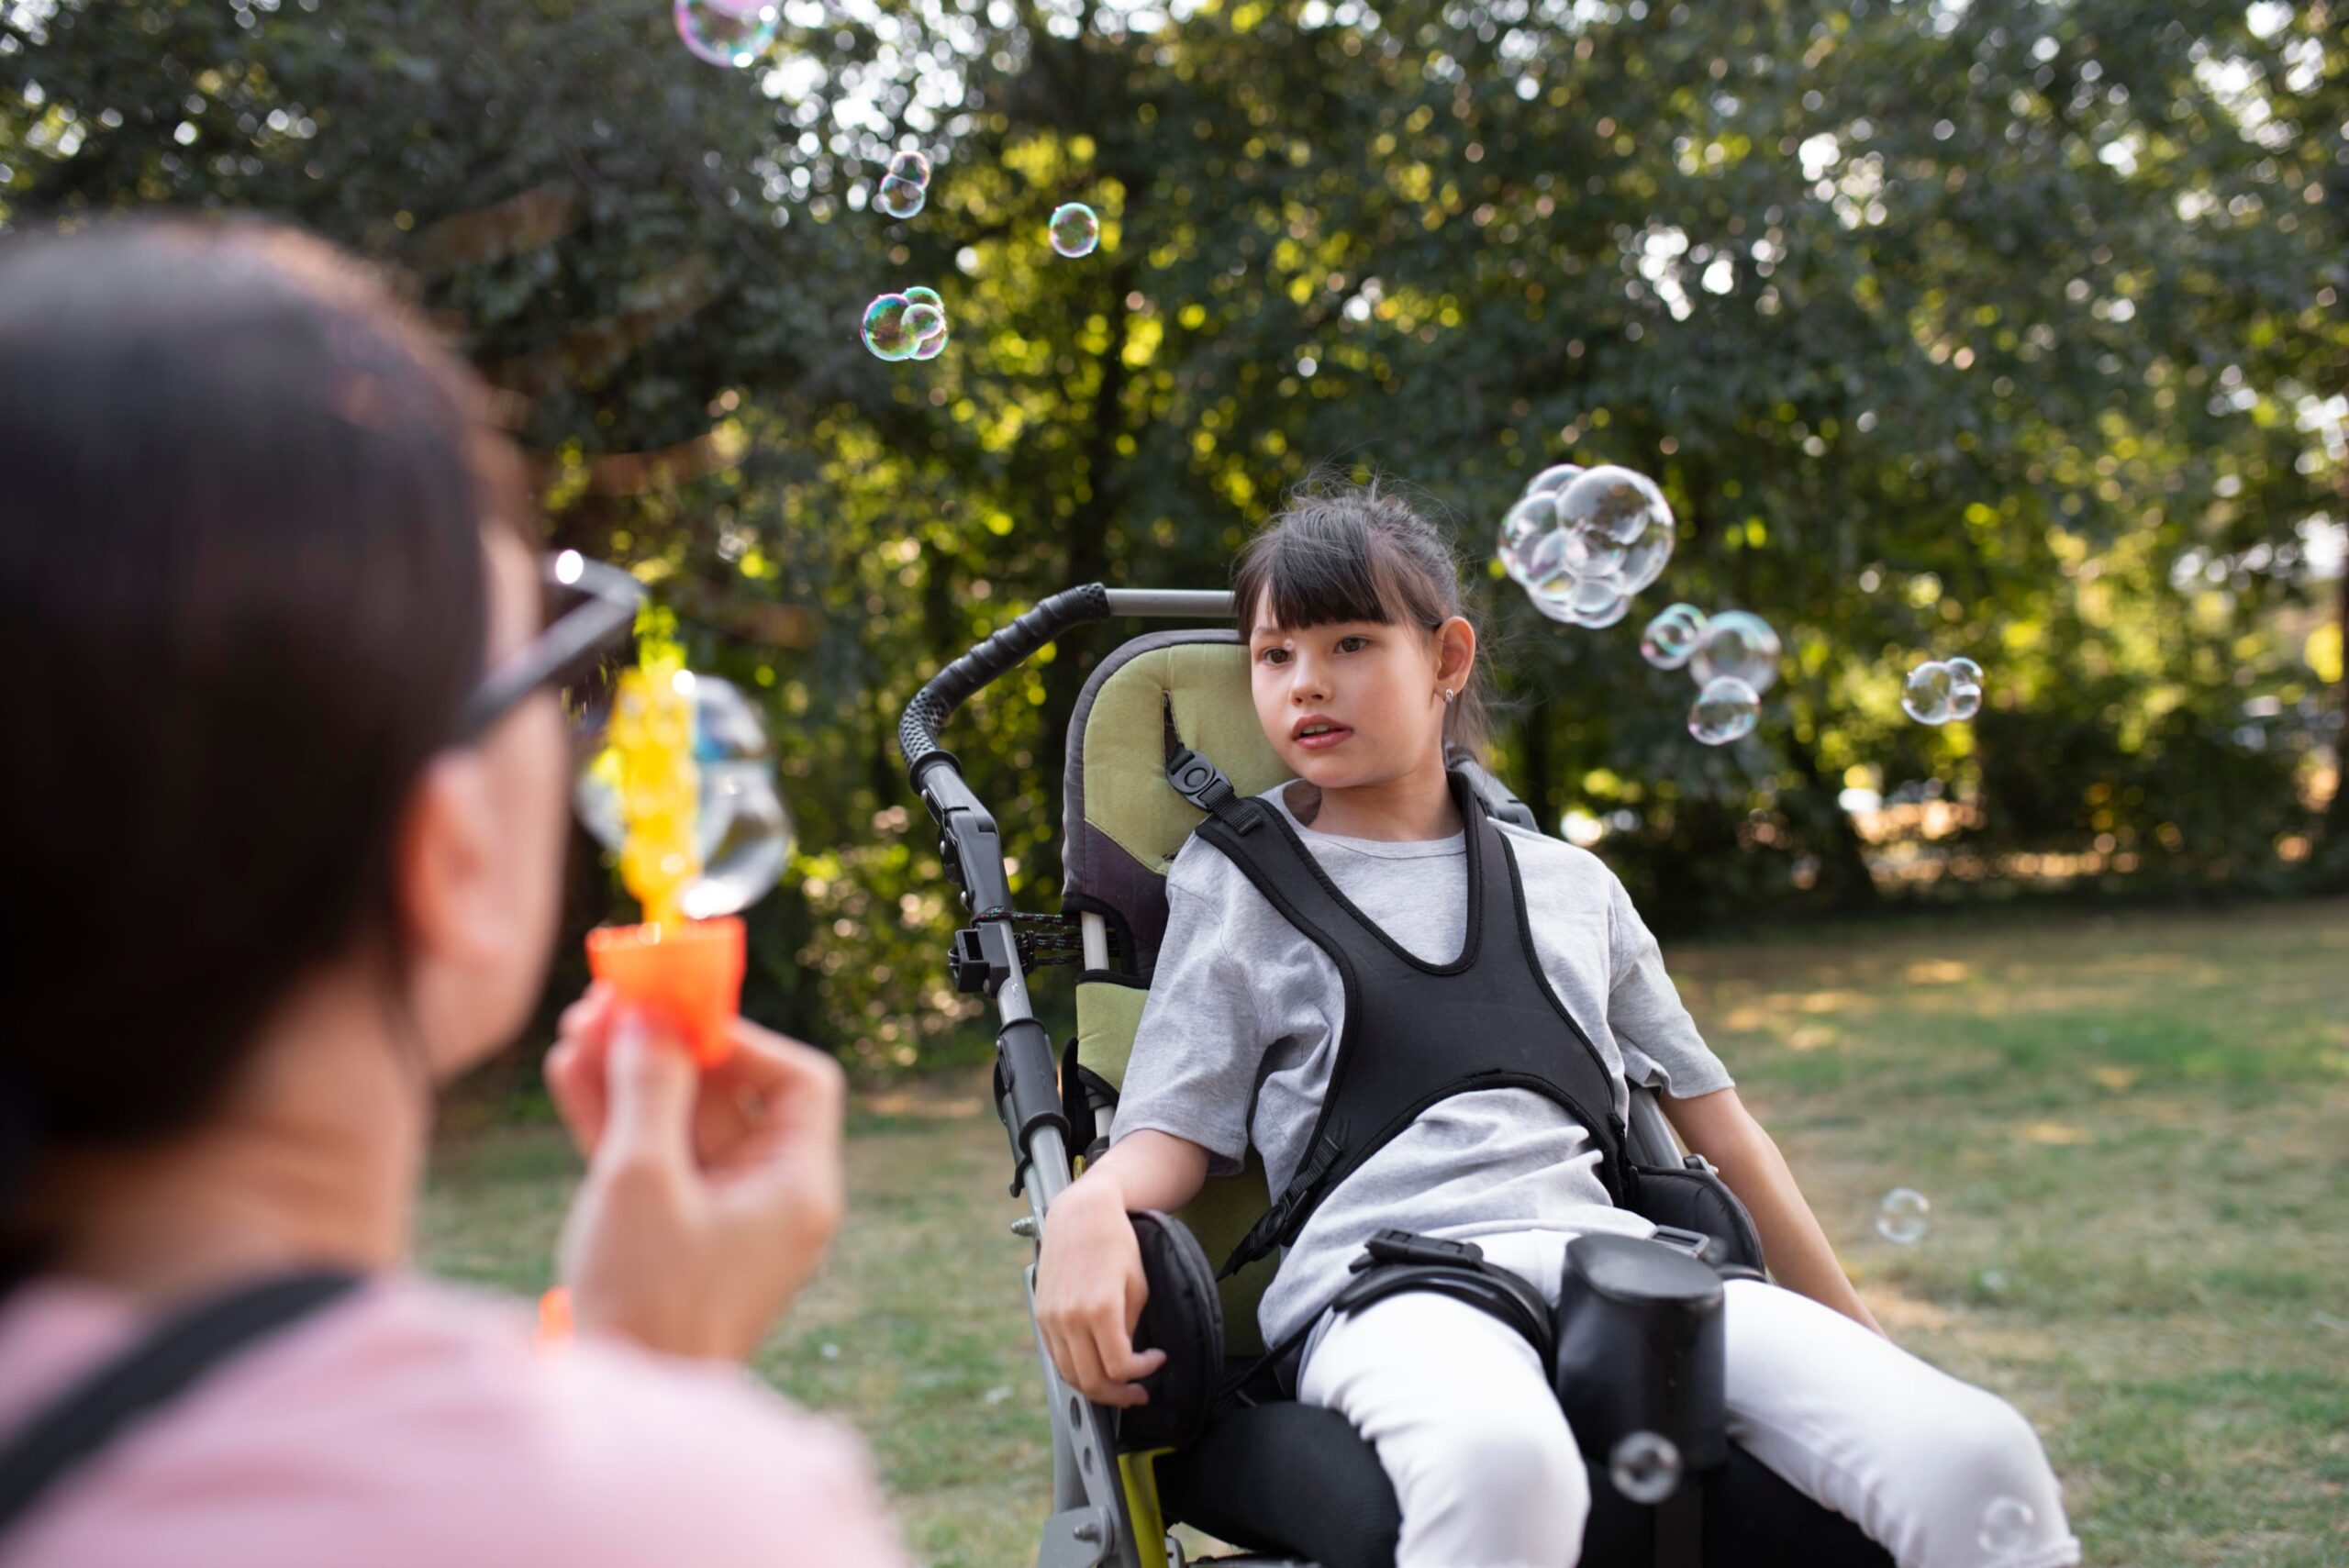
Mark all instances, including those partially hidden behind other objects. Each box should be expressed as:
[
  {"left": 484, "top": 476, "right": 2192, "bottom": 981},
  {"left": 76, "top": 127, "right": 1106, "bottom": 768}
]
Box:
[
  {"left": 1214, "top": 1230, "right": 1554, "bottom": 1409},
  {"left": 1330, "top": 1230, "right": 1555, "bottom": 1369},
  {"left": 0, "top": 1270, "right": 360, "bottom": 1538}
]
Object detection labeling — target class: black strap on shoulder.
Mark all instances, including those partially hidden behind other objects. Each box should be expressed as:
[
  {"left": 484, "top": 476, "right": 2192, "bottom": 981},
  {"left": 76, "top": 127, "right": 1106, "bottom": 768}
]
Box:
[{"left": 0, "top": 1270, "right": 360, "bottom": 1537}]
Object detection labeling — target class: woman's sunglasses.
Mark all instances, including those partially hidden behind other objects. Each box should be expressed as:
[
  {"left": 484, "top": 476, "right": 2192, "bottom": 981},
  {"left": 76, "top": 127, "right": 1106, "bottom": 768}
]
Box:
[{"left": 451, "top": 550, "right": 644, "bottom": 746}]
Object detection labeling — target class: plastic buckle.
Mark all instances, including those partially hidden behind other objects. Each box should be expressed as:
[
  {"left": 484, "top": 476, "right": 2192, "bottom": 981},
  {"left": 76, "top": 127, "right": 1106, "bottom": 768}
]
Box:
[
  {"left": 1166, "top": 747, "right": 1230, "bottom": 808},
  {"left": 1647, "top": 1224, "right": 1715, "bottom": 1262},
  {"left": 1360, "top": 1229, "right": 1488, "bottom": 1271},
  {"left": 947, "top": 923, "right": 1019, "bottom": 995}
]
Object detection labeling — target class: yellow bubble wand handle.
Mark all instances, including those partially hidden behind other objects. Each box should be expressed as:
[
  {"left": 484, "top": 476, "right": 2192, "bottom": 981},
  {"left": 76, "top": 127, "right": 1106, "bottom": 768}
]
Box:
[
  {"left": 584, "top": 606, "right": 744, "bottom": 1067},
  {"left": 607, "top": 612, "right": 700, "bottom": 929}
]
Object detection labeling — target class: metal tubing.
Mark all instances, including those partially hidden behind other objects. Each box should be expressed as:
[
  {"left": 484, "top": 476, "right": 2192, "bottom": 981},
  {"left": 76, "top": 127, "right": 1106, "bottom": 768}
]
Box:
[
  {"left": 1102, "top": 588, "right": 1234, "bottom": 620},
  {"left": 1627, "top": 1085, "right": 1687, "bottom": 1165}
]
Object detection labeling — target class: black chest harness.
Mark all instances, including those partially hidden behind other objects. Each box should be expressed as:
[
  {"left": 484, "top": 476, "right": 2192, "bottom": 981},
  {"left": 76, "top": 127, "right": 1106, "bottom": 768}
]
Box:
[
  {"left": 1147, "top": 741, "right": 1764, "bottom": 1435},
  {"left": 1172, "top": 757, "right": 1639, "bottom": 1286}
]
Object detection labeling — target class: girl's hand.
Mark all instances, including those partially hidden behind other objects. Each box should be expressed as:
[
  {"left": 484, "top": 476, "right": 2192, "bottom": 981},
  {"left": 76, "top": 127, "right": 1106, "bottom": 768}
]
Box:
[
  {"left": 1034, "top": 1176, "right": 1166, "bottom": 1407},
  {"left": 545, "top": 984, "right": 848, "bottom": 1362}
]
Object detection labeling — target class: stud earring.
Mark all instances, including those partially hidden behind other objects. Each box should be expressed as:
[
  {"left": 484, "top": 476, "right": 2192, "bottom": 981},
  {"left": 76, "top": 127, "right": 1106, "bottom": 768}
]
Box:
[{"left": 1440, "top": 688, "right": 1455, "bottom": 705}]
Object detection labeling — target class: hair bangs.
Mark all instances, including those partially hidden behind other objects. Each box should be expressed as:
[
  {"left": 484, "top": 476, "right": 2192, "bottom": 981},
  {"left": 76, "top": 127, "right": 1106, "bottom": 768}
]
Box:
[{"left": 1236, "top": 506, "right": 1442, "bottom": 636}]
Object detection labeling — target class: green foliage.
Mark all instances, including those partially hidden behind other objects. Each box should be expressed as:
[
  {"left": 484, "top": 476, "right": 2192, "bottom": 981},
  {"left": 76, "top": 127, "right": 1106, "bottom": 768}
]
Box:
[{"left": 5, "top": 0, "right": 2342, "bottom": 1072}]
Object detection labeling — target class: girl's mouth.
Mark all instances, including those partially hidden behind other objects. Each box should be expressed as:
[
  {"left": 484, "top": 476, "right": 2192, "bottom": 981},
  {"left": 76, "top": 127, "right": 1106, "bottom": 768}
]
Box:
[{"left": 1294, "top": 723, "right": 1353, "bottom": 751}]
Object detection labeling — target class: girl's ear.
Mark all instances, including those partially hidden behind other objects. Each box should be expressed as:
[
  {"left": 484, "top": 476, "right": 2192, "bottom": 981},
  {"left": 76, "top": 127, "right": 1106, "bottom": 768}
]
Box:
[{"left": 1434, "top": 616, "right": 1477, "bottom": 695}]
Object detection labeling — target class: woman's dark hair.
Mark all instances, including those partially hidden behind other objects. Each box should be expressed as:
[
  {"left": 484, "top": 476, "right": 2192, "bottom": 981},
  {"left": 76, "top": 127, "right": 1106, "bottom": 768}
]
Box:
[
  {"left": 1231, "top": 475, "right": 1495, "bottom": 760},
  {"left": 0, "top": 218, "right": 531, "bottom": 1207}
]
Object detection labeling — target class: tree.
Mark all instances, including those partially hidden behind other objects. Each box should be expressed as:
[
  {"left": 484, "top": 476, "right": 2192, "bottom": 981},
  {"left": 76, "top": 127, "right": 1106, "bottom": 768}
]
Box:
[{"left": 6, "top": 0, "right": 2338, "bottom": 1070}]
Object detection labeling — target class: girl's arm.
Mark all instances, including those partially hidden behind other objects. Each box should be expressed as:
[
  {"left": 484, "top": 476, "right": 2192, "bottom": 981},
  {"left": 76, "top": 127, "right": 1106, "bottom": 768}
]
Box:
[{"left": 1659, "top": 1087, "right": 1888, "bottom": 1339}]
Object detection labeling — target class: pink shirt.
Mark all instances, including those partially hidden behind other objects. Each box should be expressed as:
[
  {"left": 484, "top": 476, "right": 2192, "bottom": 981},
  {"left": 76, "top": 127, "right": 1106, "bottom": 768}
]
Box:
[{"left": 0, "top": 1275, "right": 910, "bottom": 1568}]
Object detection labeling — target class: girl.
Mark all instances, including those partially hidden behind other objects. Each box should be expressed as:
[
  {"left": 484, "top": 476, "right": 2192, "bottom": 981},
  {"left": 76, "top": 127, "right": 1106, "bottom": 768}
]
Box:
[
  {"left": 0, "top": 219, "right": 904, "bottom": 1567},
  {"left": 1035, "top": 483, "right": 2079, "bottom": 1568}
]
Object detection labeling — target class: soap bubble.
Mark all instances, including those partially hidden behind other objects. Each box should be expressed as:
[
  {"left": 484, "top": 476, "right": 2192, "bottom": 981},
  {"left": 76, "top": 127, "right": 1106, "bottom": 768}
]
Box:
[
  {"left": 1944, "top": 655, "right": 1985, "bottom": 720},
  {"left": 1609, "top": 1431, "right": 1683, "bottom": 1505},
  {"left": 1690, "top": 611, "right": 1781, "bottom": 694},
  {"left": 888, "top": 287, "right": 949, "bottom": 361},
  {"left": 1499, "top": 493, "right": 1568, "bottom": 588},
  {"left": 1688, "top": 676, "right": 1760, "bottom": 746},
  {"left": 1499, "top": 462, "right": 1675, "bottom": 624},
  {"left": 1876, "top": 1187, "right": 1931, "bottom": 1245},
  {"left": 576, "top": 674, "right": 793, "bottom": 920},
  {"left": 861, "top": 293, "right": 919, "bottom": 361},
  {"left": 674, "top": 0, "right": 779, "bottom": 67},
  {"left": 1641, "top": 604, "right": 1707, "bottom": 670},
  {"left": 1560, "top": 466, "right": 1675, "bottom": 593},
  {"left": 875, "top": 175, "right": 926, "bottom": 220},
  {"left": 886, "top": 150, "right": 932, "bottom": 187},
  {"left": 1901, "top": 661, "right": 1954, "bottom": 725},
  {"left": 1522, "top": 462, "right": 1585, "bottom": 498},
  {"left": 902, "top": 302, "right": 946, "bottom": 341},
  {"left": 1976, "top": 1496, "right": 2036, "bottom": 1552},
  {"left": 1533, "top": 575, "right": 1631, "bottom": 628},
  {"left": 1049, "top": 202, "right": 1101, "bottom": 258}
]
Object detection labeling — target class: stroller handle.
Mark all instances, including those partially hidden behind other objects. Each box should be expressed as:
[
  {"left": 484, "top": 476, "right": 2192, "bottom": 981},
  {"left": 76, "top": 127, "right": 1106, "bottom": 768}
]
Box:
[{"left": 896, "top": 584, "right": 1234, "bottom": 787}]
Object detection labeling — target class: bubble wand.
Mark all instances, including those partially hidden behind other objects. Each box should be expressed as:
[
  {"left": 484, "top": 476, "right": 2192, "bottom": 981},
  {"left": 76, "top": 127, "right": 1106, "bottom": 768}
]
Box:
[{"left": 582, "top": 608, "right": 748, "bottom": 1066}]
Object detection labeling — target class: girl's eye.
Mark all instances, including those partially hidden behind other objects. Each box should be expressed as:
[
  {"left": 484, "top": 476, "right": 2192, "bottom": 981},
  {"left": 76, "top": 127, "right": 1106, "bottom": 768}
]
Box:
[
  {"left": 1258, "top": 647, "right": 1289, "bottom": 665},
  {"left": 1337, "top": 636, "right": 1368, "bottom": 652}
]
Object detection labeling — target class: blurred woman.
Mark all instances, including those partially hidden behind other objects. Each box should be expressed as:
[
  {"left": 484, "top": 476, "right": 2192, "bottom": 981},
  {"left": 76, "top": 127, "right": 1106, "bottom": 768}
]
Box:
[{"left": 0, "top": 218, "right": 906, "bottom": 1568}]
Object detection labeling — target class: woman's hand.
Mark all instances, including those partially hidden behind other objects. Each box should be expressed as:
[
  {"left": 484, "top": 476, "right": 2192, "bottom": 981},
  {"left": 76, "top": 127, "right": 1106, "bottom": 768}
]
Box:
[
  {"left": 1034, "top": 1176, "right": 1165, "bottom": 1407},
  {"left": 545, "top": 984, "right": 847, "bottom": 1362}
]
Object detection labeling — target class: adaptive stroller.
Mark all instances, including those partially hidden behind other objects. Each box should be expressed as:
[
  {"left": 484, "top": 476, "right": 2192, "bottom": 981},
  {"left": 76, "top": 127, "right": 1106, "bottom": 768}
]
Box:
[{"left": 899, "top": 585, "right": 1896, "bottom": 1568}]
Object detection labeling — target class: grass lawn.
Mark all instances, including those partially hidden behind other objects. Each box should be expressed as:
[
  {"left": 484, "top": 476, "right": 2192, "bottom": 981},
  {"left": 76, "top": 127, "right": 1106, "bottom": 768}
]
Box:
[{"left": 420, "top": 900, "right": 2349, "bottom": 1567}]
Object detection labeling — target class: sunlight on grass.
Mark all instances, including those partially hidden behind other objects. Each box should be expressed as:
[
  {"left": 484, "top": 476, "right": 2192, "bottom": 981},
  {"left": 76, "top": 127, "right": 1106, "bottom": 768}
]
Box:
[{"left": 423, "top": 901, "right": 2349, "bottom": 1567}]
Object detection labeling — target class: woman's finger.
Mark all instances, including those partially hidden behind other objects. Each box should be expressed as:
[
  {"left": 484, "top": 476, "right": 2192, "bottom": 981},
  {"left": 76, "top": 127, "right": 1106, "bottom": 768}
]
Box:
[
  {"left": 711, "top": 1026, "right": 846, "bottom": 1172},
  {"left": 544, "top": 1035, "right": 610, "bottom": 1154},
  {"left": 598, "top": 1012, "right": 699, "bottom": 1169}
]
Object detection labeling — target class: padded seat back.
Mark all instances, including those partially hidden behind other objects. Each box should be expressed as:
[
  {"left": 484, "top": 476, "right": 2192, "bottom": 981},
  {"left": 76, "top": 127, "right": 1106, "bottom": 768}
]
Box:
[{"left": 1063, "top": 630, "right": 1291, "bottom": 1353}]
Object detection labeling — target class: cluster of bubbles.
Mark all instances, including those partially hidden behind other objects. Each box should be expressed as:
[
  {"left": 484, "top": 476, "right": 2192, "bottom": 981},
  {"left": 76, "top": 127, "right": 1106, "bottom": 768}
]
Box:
[
  {"left": 1902, "top": 656, "right": 1987, "bottom": 726},
  {"left": 1497, "top": 462, "right": 1676, "bottom": 629},
  {"left": 674, "top": 0, "right": 778, "bottom": 68},
  {"left": 1049, "top": 202, "right": 1102, "bottom": 259},
  {"left": 576, "top": 673, "right": 795, "bottom": 921},
  {"left": 1876, "top": 1186, "right": 1932, "bottom": 1246},
  {"left": 862, "top": 285, "right": 952, "bottom": 362},
  {"left": 1608, "top": 1431, "right": 1684, "bottom": 1505},
  {"left": 876, "top": 150, "right": 933, "bottom": 221},
  {"left": 1639, "top": 604, "right": 1781, "bottom": 747}
]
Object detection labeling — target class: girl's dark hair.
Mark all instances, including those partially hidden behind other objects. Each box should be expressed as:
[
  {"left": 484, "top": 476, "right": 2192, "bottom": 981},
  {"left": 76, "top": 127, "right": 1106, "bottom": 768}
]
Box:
[
  {"left": 0, "top": 218, "right": 530, "bottom": 1207},
  {"left": 1231, "top": 476, "right": 1495, "bottom": 760}
]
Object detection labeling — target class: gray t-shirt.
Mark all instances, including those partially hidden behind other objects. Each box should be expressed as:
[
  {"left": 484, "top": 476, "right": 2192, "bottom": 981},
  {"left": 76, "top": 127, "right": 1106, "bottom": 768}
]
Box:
[{"left": 1109, "top": 782, "right": 1733, "bottom": 1349}]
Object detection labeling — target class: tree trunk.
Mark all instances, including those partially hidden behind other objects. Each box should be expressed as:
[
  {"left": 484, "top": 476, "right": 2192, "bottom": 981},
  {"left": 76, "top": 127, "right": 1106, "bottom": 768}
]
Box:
[
  {"left": 2321, "top": 565, "right": 2349, "bottom": 892},
  {"left": 1516, "top": 696, "right": 1554, "bottom": 834},
  {"left": 1781, "top": 719, "right": 1879, "bottom": 909},
  {"left": 1032, "top": 262, "right": 1137, "bottom": 896}
]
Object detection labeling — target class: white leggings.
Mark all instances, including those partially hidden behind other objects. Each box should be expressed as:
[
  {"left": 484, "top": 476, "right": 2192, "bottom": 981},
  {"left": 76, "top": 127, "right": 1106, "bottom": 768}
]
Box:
[{"left": 1295, "top": 1237, "right": 2081, "bottom": 1568}]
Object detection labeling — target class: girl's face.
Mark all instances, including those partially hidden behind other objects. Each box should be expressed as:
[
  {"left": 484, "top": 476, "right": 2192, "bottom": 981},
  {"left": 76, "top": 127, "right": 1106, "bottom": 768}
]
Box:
[{"left": 1248, "top": 604, "right": 1475, "bottom": 791}]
